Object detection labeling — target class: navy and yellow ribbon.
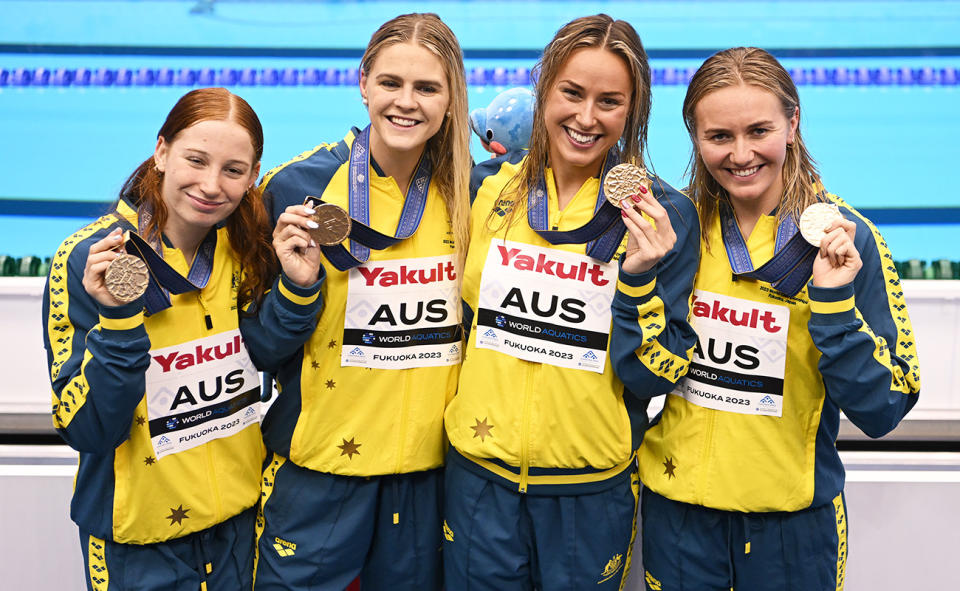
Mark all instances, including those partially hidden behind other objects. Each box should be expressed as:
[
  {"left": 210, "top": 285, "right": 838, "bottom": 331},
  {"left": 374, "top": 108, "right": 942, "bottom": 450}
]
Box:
[
  {"left": 320, "top": 125, "right": 432, "bottom": 271},
  {"left": 527, "top": 149, "right": 626, "bottom": 263}
]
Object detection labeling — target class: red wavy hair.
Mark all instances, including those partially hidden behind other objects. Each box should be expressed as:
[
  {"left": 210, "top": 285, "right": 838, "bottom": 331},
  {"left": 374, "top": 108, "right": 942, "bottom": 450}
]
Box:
[{"left": 117, "top": 87, "right": 277, "bottom": 312}]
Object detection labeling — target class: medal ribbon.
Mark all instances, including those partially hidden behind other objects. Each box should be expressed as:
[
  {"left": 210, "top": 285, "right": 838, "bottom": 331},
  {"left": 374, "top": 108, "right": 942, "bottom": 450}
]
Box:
[
  {"left": 113, "top": 201, "right": 217, "bottom": 315},
  {"left": 320, "top": 125, "right": 432, "bottom": 271},
  {"left": 718, "top": 201, "right": 817, "bottom": 297},
  {"left": 527, "top": 149, "right": 626, "bottom": 263}
]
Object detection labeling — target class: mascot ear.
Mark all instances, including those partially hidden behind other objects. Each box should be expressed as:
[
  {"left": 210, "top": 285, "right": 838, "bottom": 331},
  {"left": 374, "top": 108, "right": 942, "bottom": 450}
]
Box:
[{"left": 468, "top": 87, "right": 535, "bottom": 158}]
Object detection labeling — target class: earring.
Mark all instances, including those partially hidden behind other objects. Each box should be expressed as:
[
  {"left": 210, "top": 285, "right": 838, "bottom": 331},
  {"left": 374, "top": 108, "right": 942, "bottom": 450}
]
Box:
[{"left": 361, "top": 97, "right": 368, "bottom": 106}]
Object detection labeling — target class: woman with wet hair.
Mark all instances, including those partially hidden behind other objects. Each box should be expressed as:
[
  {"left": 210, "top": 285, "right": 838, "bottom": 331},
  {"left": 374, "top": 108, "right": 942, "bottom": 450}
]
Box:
[
  {"left": 251, "top": 13, "right": 471, "bottom": 591},
  {"left": 629, "top": 47, "right": 920, "bottom": 590},
  {"left": 443, "top": 14, "right": 699, "bottom": 590}
]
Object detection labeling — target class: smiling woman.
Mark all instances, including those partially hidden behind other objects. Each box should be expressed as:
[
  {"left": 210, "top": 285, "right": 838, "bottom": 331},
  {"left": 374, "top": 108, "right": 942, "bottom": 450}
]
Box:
[
  {"left": 442, "top": 14, "right": 700, "bottom": 591},
  {"left": 40, "top": 87, "right": 327, "bottom": 591},
  {"left": 249, "top": 12, "right": 471, "bottom": 591}
]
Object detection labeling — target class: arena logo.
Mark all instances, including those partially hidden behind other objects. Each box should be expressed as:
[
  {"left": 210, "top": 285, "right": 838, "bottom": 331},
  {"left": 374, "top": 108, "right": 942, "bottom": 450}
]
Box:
[
  {"left": 496, "top": 245, "right": 610, "bottom": 287},
  {"left": 153, "top": 334, "right": 245, "bottom": 373}
]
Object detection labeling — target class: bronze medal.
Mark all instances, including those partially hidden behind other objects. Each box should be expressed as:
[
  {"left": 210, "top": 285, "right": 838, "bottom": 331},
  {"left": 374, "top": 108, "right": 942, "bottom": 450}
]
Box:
[
  {"left": 309, "top": 203, "right": 352, "bottom": 246},
  {"left": 602, "top": 163, "right": 651, "bottom": 207},
  {"left": 105, "top": 253, "right": 149, "bottom": 304},
  {"left": 799, "top": 202, "right": 843, "bottom": 247}
]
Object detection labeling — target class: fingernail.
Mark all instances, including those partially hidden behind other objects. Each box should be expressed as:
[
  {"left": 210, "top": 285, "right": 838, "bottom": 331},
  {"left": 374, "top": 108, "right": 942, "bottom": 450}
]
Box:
[
  {"left": 621, "top": 210, "right": 627, "bottom": 217},
  {"left": 640, "top": 185, "right": 648, "bottom": 194},
  {"left": 631, "top": 195, "right": 641, "bottom": 203},
  {"left": 306, "top": 221, "right": 319, "bottom": 229},
  {"left": 309, "top": 240, "right": 317, "bottom": 248},
  {"left": 304, "top": 207, "right": 316, "bottom": 215}
]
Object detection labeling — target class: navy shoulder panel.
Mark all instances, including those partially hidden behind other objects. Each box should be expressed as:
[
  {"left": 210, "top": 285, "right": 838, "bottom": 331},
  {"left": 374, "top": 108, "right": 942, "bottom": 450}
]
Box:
[
  {"left": 470, "top": 150, "right": 526, "bottom": 205},
  {"left": 262, "top": 139, "right": 351, "bottom": 222}
]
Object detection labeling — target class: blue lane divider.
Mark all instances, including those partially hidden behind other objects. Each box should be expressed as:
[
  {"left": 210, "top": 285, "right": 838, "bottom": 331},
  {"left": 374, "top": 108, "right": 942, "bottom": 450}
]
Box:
[{"left": 0, "top": 66, "right": 957, "bottom": 87}]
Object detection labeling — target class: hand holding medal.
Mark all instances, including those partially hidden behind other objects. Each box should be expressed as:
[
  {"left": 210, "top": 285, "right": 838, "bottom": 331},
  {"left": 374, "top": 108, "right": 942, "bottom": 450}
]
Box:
[
  {"left": 82, "top": 228, "right": 149, "bottom": 307},
  {"left": 801, "top": 202, "right": 862, "bottom": 287},
  {"left": 271, "top": 196, "right": 342, "bottom": 287},
  {"left": 604, "top": 164, "right": 677, "bottom": 274}
]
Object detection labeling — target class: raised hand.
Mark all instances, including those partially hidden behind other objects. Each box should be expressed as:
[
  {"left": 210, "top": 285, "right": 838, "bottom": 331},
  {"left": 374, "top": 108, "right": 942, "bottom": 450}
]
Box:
[
  {"left": 273, "top": 204, "right": 323, "bottom": 287},
  {"left": 82, "top": 228, "right": 129, "bottom": 307},
  {"left": 811, "top": 217, "right": 861, "bottom": 288},
  {"left": 620, "top": 185, "right": 677, "bottom": 274}
]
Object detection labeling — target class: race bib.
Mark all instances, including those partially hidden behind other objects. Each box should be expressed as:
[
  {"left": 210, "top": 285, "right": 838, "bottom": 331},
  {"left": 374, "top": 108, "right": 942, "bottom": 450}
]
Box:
[
  {"left": 672, "top": 290, "right": 789, "bottom": 416},
  {"left": 474, "top": 241, "right": 617, "bottom": 373},
  {"left": 342, "top": 254, "right": 461, "bottom": 369},
  {"left": 145, "top": 329, "right": 260, "bottom": 459}
]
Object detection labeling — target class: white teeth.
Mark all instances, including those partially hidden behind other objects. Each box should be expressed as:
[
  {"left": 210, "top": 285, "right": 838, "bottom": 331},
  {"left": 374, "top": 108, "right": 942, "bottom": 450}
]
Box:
[
  {"left": 389, "top": 116, "right": 417, "bottom": 127},
  {"left": 566, "top": 128, "right": 599, "bottom": 144},
  {"left": 731, "top": 166, "right": 759, "bottom": 177}
]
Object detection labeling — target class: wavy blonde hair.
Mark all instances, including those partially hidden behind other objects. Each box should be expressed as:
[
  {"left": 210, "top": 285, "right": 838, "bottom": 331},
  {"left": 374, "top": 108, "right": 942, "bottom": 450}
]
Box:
[
  {"left": 360, "top": 13, "right": 471, "bottom": 261},
  {"left": 683, "top": 47, "right": 821, "bottom": 246},
  {"left": 490, "top": 14, "right": 651, "bottom": 232}
]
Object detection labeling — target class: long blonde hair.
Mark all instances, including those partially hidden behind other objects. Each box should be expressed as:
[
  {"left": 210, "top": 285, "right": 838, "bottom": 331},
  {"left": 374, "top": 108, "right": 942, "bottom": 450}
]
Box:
[
  {"left": 360, "top": 13, "right": 471, "bottom": 260},
  {"left": 683, "top": 47, "right": 821, "bottom": 245},
  {"left": 491, "top": 14, "right": 651, "bottom": 232}
]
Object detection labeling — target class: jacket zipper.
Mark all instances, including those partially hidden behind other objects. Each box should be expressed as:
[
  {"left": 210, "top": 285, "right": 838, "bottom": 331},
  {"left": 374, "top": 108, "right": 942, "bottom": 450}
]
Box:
[
  {"left": 518, "top": 363, "right": 538, "bottom": 493},
  {"left": 394, "top": 370, "right": 412, "bottom": 474}
]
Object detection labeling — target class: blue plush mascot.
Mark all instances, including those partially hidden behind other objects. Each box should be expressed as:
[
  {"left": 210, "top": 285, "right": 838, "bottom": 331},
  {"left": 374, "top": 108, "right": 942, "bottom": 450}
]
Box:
[{"left": 469, "top": 87, "right": 535, "bottom": 156}]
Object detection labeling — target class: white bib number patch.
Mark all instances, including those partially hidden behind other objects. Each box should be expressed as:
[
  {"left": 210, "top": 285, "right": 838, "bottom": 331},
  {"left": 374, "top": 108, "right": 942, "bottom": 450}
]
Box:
[
  {"left": 475, "top": 241, "right": 617, "bottom": 373},
  {"left": 145, "top": 329, "right": 260, "bottom": 459},
  {"left": 672, "top": 290, "right": 789, "bottom": 416},
  {"left": 342, "top": 255, "right": 462, "bottom": 369}
]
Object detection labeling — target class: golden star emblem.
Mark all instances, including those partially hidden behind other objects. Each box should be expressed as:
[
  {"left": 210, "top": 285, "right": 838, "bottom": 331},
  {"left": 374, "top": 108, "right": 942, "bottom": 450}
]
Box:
[
  {"left": 338, "top": 437, "right": 361, "bottom": 459},
  {"left": 325, "top": 379, "right": 336, "bottom": 389},
  {"left": 328, "top": 340, "right": 337, "bottom": 349},
  {"left": 311, "top": 360, "right": 320, "bottom": 370},
  {"left": 135, "top": 416, "right": 146, "bottom": 426},
  {"left": 144, "top": 456, "right": 155, "bottom": 466},
  {"left": 471, "top": 417, "right": 494, "bottom": 442},
  {"left": 663, "top": 456, "right": 677, "bottom": 480},
  {"left": 166, "top": 504, "right": 190, "bottom": 526}
]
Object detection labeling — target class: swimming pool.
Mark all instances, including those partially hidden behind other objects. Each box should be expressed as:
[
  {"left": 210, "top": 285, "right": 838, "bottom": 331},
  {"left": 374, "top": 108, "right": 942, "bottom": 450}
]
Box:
[{"left": 2, "top": 0, "right": 958, "bottom": 261}]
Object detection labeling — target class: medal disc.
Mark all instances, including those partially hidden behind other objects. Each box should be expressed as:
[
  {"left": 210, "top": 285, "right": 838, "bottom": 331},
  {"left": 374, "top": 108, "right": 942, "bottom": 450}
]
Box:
[
  {"left": 309, "top": 203, "right": 352, "bottom": 246},
  {"left": 105, "top": 253, "right": 149, "bottom": 304},
  {"left": 799, "top": 202, "right": 843, "bottom": 247},
  {"left": 602, "top": 163, "right": 650, "bottom": 207}
]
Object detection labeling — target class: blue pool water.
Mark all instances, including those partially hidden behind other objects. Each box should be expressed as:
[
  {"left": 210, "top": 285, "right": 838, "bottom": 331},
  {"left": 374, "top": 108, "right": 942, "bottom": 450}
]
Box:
[{"left": 2, "top": 1, "right": 959, "bottom": 262}]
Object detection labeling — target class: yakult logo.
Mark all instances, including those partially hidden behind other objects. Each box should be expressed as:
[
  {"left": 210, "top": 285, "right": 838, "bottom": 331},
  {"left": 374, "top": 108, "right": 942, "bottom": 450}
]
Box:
[
  {"left": 152, "top": 334, "right": 246, "bottom": 373},
  {"left": 691, "top": 294, "right": 782, "bottom": 334},
  {"left": 357, "top": 261, "right": 457, "bottom": 287},
  {"left": 496, "top": 245, "right": 610, "bottom": 287}
]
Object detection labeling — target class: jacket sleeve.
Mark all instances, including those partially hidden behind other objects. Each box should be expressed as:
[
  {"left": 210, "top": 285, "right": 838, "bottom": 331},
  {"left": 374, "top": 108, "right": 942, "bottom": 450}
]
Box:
[
  {"left": 43, "top": 234, "right": 152, "bottom": 454},
  {"left": 240, "top": 272, "right": 324, "bottom": 372},
  {"left": 610, "top": 183, "right": 700, "bottom": 399},
  {"left": 807, "top": 215, "right": 921, "bottom": 438}
]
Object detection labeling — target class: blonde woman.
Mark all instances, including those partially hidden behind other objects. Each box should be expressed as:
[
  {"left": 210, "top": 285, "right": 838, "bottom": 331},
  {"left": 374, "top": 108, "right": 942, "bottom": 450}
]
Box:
[
  {"left": 630, "top": 47, "right": 921, "bottom": 590},
  {"left": 252, "top": 13, "right": 471, "bottom": 591},
  {"left": 444, "top": 15, "right": 699, "bottom": 590}
]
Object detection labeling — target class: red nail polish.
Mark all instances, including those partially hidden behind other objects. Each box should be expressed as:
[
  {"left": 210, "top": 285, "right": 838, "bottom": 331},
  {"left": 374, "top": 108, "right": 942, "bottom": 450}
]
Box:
[
  {"left": 621, "top": 210, "right": 627, "bottom": 217},
  {"left": 631, "top": 195, "right": 641, "bottom": 203},
  {"left": 640, "top": 185, "right": 648, "bottom": 194}
]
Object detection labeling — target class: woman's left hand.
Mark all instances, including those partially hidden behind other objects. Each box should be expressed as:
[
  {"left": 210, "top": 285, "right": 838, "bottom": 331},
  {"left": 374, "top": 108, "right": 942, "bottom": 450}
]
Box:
[
  {"left": 620, "top": 186, "right": 677, "bottom": 274},
  {"left": 811, "top": 218, "right": 862, "bottom": 288}
]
